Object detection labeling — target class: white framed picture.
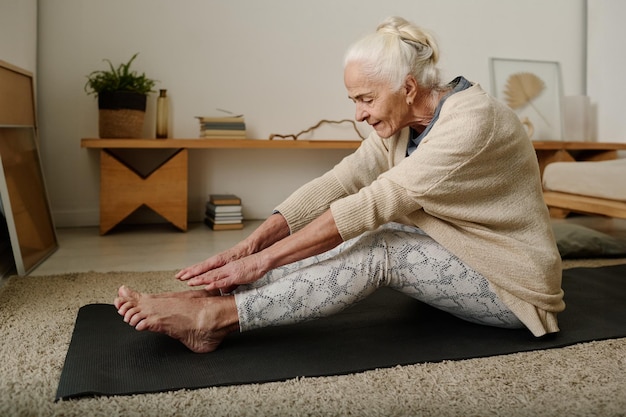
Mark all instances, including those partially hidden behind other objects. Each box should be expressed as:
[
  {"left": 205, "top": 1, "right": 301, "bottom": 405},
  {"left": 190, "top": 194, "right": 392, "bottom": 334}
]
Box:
[{"left": 490, "top": 58, "right": 564, "bottom": 141}]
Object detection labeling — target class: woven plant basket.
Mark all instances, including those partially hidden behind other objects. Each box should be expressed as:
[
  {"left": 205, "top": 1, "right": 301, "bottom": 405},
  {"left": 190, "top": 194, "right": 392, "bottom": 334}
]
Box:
[
  {"left": 98, "top": 109, "right": 145, "bottom": 138},
  {"left": 98, "top": 92, "right": 147, "bottom": 138}
]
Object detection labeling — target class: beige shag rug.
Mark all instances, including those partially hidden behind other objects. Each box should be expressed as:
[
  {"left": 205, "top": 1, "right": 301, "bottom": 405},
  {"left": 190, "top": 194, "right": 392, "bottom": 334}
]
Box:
[{"left": 1, "top": 259, "right": 625, "bottom": 417}]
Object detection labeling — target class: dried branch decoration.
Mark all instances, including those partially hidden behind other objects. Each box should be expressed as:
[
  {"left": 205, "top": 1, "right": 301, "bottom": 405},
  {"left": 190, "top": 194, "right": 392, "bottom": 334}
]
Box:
[
  {"left": 503, "top": 72, "right": 550, "bottom": 127},
  {"left": 269, "top": 119, "right": 366, "bottom": 141}
]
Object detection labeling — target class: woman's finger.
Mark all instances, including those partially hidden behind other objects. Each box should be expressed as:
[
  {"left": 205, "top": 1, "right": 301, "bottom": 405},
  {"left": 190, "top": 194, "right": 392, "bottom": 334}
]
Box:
[{"left": 176, "top": 256, "right": 227, "bottom": 281}]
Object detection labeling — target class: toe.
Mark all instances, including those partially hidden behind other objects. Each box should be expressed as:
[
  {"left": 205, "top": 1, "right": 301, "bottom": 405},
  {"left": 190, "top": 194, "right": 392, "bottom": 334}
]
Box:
[
  {"left": 124, "top": 306, "right": 142, "bottom": 325},
  {"left": 118, "top": 285, "right": 129, "bottom": 297},
  {"left": 113, "top": 296, "right": 127, "bottom": 310},
  {"left": 135, "top": 318, "right": 149, "bottom": 331},
  {"left": 116, "top": 298, "right": 134, "bottom": 316},
  {"left": 118, "top": 285, "right": 140, "bottom": 298}
]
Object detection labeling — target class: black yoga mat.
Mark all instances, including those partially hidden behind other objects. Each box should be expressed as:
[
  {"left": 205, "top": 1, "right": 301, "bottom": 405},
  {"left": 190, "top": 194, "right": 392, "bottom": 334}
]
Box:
[{"left": 56, "top": 264, "right": 626, "bottom": 400}]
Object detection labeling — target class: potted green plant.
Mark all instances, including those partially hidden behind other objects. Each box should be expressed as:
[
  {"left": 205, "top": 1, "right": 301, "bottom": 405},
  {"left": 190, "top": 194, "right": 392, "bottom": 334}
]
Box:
[{"left": 85, "top": 53, "right": 157, "bottom": 138}]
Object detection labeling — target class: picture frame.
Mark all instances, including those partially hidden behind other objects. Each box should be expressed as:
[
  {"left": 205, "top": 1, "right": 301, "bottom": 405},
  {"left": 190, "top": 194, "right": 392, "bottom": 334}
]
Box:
[
  {"left": 0, "top": 60, "right": 58, "bottom": 276},
  {"left": 0, "top": 127, "right": 58, "bottom": 276},
  {"left": 490, "top": 58, "right": 564, "bottom": 141}
]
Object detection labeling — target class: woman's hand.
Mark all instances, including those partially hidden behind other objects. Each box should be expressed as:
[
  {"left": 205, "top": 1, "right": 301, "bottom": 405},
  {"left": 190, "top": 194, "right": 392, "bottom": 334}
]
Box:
[
  {"left": 175, "top": 213, "right": 291, "bottom": 289},
  {"left": 198, "top": 210, "right": 342, "bottom": 293},
  {"left": 184, "top": 253, "right": 268, "bottom": 292},
  {"left": 175, "top": 245, "right": 246, "bottom": 281}
]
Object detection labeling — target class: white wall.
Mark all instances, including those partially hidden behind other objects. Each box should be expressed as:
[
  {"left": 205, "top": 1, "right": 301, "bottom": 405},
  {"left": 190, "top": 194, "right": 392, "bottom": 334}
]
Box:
[
  {"left": 587, "top": 0, "right": 626, "bottom": 143},
  {"left": 37, "top": 0, "right": 587, "bottom": 227},
  {"left": 0, "top": 0, "right": 37, "bottom": 73}
]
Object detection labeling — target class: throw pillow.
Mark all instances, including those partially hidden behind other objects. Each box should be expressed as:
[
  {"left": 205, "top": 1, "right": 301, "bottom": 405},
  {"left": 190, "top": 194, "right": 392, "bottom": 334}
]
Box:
[{"left": 552, "top": 223, "right": 626, "bottom": 259}]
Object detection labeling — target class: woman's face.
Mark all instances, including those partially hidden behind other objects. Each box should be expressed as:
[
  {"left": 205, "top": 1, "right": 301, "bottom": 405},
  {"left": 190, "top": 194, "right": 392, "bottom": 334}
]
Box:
[{"left": 344, "top": 62, "right": 409, "bottom": 138}]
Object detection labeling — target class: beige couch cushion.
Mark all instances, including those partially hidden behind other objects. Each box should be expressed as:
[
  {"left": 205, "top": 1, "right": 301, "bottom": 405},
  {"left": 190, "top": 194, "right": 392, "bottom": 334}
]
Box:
[{"left": 542, "top": 159, "right": 626, "bottom": 201}]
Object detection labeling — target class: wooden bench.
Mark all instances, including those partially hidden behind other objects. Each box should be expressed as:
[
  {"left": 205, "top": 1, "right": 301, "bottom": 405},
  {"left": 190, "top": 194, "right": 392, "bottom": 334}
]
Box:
[{"left": 543, "top": 191, "right": 626, "bottom": 219}]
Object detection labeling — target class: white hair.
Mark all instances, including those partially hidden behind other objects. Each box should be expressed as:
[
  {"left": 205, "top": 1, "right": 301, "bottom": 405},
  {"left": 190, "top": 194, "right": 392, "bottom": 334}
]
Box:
[{"left": 344, "top": 16, "right": 442, "bottom": 92}]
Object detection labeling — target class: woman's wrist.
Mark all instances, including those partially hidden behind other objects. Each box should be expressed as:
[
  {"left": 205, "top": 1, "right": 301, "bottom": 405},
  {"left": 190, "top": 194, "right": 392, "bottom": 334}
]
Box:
[{"left": 246, "top": 213, "right": 290, "bottom": 253}]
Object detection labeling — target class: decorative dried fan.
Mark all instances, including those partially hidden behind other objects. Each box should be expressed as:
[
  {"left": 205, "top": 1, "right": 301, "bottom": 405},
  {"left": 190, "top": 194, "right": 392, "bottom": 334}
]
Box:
[
  {"left": 502, "top": 72, "right": 550, "bottom": 127},
  {"left": 503, "top": 72, "right": 544, "bottom": 109}
]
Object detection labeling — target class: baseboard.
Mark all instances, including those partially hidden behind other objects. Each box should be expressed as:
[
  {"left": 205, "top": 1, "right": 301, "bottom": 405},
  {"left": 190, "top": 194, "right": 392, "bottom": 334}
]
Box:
[
  {"left": 52, "top": 208, "right": 207, "bottom": 228},
  {"left": 52, "top": 209, "right": 99, "bottom": 228}
]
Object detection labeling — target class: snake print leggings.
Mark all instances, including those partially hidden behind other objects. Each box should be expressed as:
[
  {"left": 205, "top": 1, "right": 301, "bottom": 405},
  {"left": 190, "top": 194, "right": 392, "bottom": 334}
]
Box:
[{"left": 233, "top": 222, "right": 524, "bottom": 332}]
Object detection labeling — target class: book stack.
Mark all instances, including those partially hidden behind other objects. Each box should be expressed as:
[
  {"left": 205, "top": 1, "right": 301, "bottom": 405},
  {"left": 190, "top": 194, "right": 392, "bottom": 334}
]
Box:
[
  {"left": 205, "top": 194, "right": 244, "bottom": 230},
  {"left": 196, "top": 116, "right": 246, "bottom": 139}
]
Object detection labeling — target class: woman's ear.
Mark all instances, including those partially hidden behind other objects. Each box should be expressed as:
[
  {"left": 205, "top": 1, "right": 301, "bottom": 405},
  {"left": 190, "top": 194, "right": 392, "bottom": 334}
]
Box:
[{"left": 404, "top": 75, "right": 418, "bottom": 104}]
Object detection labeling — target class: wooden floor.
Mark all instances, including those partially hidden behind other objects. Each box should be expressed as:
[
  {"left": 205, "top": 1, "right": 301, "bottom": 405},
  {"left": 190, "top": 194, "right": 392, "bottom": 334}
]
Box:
[{"left": 8, "top": 215, "right": 626, "bottom": 278}]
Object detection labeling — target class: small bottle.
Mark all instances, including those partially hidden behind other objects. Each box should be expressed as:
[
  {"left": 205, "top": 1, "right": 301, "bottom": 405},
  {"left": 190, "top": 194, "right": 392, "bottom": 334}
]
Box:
[{"left": 156, "top": 89, "right": 169, "bottom": 139}]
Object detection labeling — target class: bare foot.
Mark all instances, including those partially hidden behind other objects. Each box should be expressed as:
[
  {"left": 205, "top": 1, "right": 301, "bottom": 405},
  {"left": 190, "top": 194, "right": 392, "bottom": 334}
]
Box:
[
  {"left": 114, "top": 286, "right": 239, "bottom": 353},
  {"left": 113, "top": 287, "right": 218, "bottom": 310}
]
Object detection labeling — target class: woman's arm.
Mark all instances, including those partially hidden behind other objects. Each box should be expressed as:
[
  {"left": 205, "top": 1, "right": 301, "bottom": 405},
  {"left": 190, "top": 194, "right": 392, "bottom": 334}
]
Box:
[
  {"left": 177, "top": 133, "right": 388, "bottom": 287},
  {"left": 184, "top": 210, "right": 343, "bottom": 291},
  {"left": 259, "top": 210, "right": 343, "bottom": 270}
]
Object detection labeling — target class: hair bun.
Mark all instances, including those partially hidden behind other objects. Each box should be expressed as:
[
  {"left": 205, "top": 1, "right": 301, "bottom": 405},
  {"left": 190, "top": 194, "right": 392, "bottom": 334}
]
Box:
[
  {"left": 376, "top": 16, "right": 439, "bottom": 65},
  {"left": 344, "top": 16, "right": 442, "bottom": 90},
  {"left": 376, "top": 16, "right": 409, "bottom": 33}
]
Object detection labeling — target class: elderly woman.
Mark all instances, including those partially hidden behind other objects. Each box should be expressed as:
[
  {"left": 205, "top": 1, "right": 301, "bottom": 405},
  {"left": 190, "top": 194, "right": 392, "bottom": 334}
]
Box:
[{"left": 115, "top": 16, "right": 564, "bottom": 353}]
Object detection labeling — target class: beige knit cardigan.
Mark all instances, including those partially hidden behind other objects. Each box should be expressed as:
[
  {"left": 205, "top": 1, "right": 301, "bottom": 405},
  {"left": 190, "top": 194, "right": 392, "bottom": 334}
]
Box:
[{"left": 275, "top": 83, "right": 564, "bottom": 337}]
